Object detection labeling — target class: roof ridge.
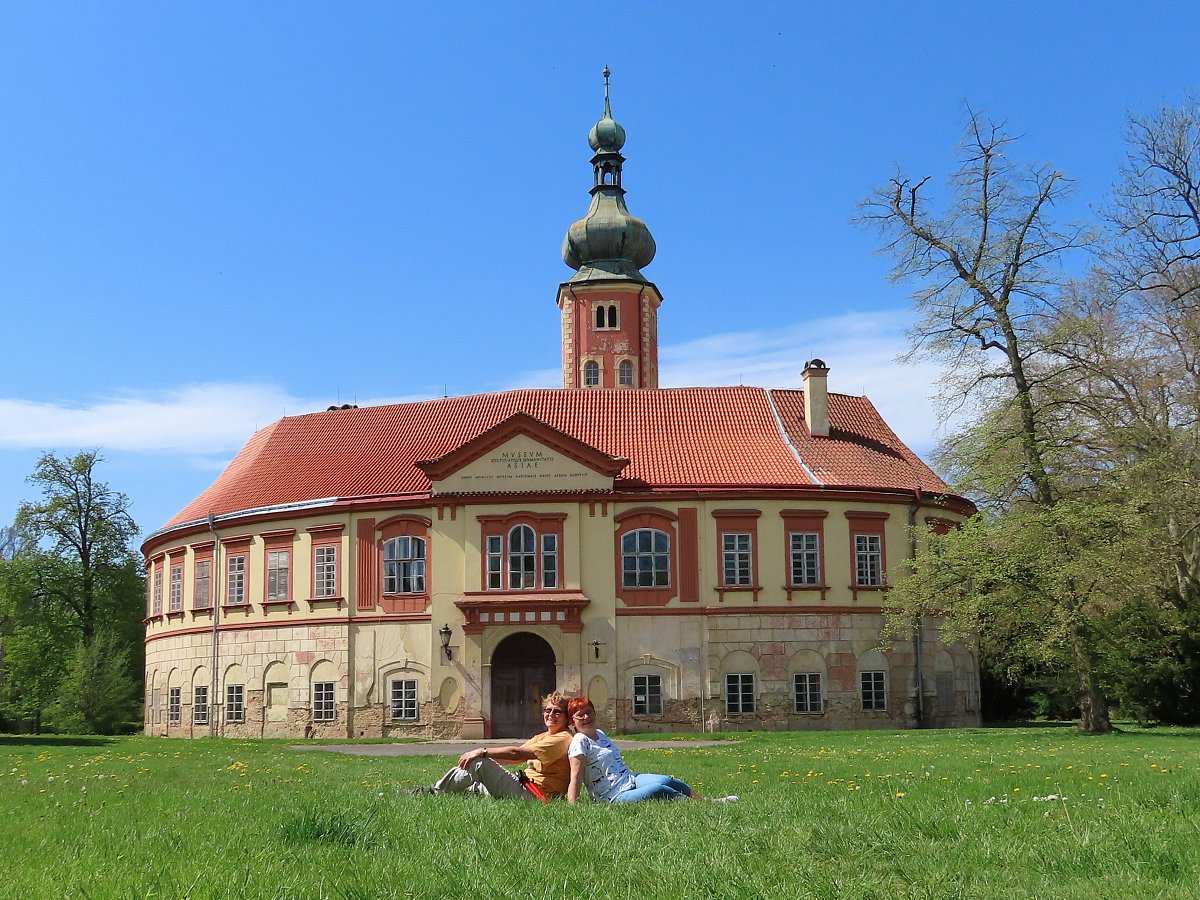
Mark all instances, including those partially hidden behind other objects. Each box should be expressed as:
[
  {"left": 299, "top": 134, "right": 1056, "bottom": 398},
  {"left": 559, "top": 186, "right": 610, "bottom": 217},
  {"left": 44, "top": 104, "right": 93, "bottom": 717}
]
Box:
[{"left": 764, "top": 389, "right": 822, "bottom": 486}]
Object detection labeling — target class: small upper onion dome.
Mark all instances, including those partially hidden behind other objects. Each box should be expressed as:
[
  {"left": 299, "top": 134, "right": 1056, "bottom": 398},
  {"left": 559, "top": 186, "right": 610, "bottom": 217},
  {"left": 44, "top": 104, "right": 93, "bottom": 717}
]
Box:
[
  {"left": 588, "top": 112, "right": 626, "bottom": 153},
  {"left": 588, "top": 65, "right": 626, "bottom": 152}
]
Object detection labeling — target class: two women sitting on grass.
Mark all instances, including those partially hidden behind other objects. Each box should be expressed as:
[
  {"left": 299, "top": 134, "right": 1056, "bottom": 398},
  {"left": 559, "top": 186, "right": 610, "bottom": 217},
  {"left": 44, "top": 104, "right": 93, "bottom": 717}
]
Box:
[
  {"left": 409, "top": 692, "right": 736, "bottom": 804},
  {"left": 410, "top": 691, "right": 571, "bottom": 800},
  {"left": 565, "top": 696, "right": 737, "bottom": 804}
]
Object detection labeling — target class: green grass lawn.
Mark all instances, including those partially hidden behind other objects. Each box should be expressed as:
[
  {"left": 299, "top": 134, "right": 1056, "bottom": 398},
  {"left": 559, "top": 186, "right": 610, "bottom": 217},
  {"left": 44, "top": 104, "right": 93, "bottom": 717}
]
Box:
[{"left": 2, "top": 726, "right": 1197, "bottom": 899}]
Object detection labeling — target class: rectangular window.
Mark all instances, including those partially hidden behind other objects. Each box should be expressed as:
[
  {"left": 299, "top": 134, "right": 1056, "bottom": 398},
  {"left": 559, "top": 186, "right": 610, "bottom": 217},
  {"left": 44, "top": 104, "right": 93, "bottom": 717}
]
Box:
[
  {"left": 226, "top": 555, "right": 246, "bottom": 605},
  {"left": 193, "top": 685, "right": 209, "bottom": 725},
  {"left": 313, "top": 545, "right": 338, "bottom": 598},
  {"left": 168, "top": 687, "right": 181, "bottom": 725},
  {"left": 169, "top": 565, "right": 183, "bottom": 612},
  {"left": 266, "top": 549, "right": 290, "bottom": 601},
  {"left": 860, "top": 671, "right": 887, "bottom": 711},
  {"left": 225, "top": 684, "right": 244, "bottom": 723},
  {"left": 793, "top": 672, "right": 823, "bottom": 714},
  {"left": 633, "top": 674, "right": 663, "bottom": 716},
  {"left": 194, "top": 560, "right": 212, "bottom": 609},
  {"left": 789, "top": 532, "right": 821, "bottom": 586},
  {"left": 725, "top": 673, "right": 756, "bottom": 715},
  {"left": 541, "top": 534, "right": 558, "bottom": 589},
  {"left": 855, "top": 534, "right": 883, "bottom": 587},
  {"left": 313, "top": 681, "right": 336, "bottom": 722},
  {"left": 721, "top": 532, "right": 752, "bottom": 586},
  {"left": 152, "top": 568, "right": 163, "bottom": 615},
  {"left": 966, "top": 670, "right": 979, "bottom": 712},
  {"left": 390, "top": 679, "right": 418, "bottom": 721},
  {"left": 486, "top": 535, "right": 502, "bottom": 590}
]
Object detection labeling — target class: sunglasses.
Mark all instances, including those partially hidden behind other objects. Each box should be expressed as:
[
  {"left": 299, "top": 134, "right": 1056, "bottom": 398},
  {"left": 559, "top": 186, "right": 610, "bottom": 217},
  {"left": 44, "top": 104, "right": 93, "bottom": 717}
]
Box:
[{"left": 542, "top": 708, "right": 566, "bottom": 716}]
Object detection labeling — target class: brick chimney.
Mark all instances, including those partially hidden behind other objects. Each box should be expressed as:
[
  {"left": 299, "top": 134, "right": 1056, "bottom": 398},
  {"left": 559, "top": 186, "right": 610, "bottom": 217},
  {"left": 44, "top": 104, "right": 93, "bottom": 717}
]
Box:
[{"left": 803, "top": 359, "right": 830, "bottom": 437}]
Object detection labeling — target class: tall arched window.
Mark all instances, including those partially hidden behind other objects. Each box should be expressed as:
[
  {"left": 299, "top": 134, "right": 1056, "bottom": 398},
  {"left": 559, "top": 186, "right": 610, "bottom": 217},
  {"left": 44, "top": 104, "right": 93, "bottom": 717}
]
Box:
[
  {"left": 508, "top": 525, "right": 536, "bottom": 589},
  {"left": 621, "top": 528, "right": 671, "bottom": 588},
  {"left": 618, "top": 359, "right": 634, "bottom": 387},
  {"left": 584, "top": 360, "right": 600, "bottom": 387},
  {"left": 481, "top": 514, "right": 563, "bottom": 591},
  {"left": 383, "top": 536, "right": 426, "bottom": 593}
]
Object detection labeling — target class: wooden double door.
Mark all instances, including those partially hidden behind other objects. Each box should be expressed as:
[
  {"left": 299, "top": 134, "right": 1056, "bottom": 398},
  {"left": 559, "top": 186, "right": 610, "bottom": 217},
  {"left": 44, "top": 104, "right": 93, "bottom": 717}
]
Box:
[{"left": 490, "top": 633, "right": 556, "bottom": 738}]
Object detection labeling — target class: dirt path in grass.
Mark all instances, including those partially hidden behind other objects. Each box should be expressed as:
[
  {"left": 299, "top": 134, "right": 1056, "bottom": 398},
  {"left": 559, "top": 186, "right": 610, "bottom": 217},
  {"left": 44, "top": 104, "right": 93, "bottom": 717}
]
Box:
[{"left": 293, "top": 739, "right": 736, "bottom": 756}]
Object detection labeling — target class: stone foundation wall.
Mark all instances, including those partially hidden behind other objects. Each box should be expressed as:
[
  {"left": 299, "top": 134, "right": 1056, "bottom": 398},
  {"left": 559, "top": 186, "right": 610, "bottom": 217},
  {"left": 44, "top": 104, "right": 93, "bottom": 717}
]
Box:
[{"left": 145, "top": 613, "right": 980, "bottom": 739}]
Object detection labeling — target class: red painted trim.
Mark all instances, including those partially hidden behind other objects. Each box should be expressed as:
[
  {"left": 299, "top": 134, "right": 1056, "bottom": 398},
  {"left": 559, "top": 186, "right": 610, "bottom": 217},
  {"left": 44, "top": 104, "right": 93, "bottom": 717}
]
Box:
[
  {"left": 378, "top": 516, "right": 431, "bottom": 611},
  {"left": 455, "top": 593, "right": 589, "bottom": 635},
  {"left": 477, "top": 512, "right": 565, "bottom": 593},
  {"left": 377, "top": 513, "right": 432, "bottom": 531},
  {"left": 309, "top": 528, "right": 342, "bottom": 601},
  {"left": 781, "top": 509, "right": 830, "bottom": 602},
  {"left": 615, "top": 605, "right": 885, "bottom": 617},
  {"left": 614, "top": 508, "right": 678, "bottom": 607},
  {"left": 614, "top": 506, "right": 678, "bottom": 525},
  {"left": 677, "top": 507, "right": 699, "bottom": 602},
  {"left": 143, "top": 490, "right": 972, "bottom": 558},
  {"left": 845, "top": 511, "right": 890, "bottom": 600},
  {"left": 356, "top": 518, "right": 377, "bottom": 611},
  {"left": 144, "top": 612, "right": 434, "bottom": 644},
  {"left": 713, "top": 509, "right": 761, "bottom": 592},
  {"left": 305, "top": 523, "right": 346, "bottom": 536},
  {"left": 304, "top": 596, "right": 345, "bottom": 608}
]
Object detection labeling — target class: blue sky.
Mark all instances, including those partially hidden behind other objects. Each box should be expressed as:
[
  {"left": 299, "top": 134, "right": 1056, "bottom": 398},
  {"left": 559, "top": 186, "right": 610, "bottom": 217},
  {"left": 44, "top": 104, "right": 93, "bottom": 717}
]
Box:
[{"left": 1, "top": 2, "right": 1194, "bottom": 544}]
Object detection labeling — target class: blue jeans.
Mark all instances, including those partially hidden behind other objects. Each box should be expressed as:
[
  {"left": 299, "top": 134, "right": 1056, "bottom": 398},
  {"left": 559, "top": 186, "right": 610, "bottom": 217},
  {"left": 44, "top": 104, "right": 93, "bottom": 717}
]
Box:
[{"left": 610, "top": 773, "right": 693, "bottom": 803}]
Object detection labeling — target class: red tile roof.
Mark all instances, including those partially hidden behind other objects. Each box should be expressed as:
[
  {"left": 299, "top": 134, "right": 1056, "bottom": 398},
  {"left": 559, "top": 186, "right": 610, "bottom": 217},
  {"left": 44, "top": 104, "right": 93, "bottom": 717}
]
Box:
[{"left": 160, "top": 387, "right": 953, "bottom": 532}]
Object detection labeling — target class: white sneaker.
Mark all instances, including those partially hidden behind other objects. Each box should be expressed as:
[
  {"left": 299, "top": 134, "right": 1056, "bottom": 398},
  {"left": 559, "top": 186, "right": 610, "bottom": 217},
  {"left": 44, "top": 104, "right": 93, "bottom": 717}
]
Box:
[{"left": 715, "top": 795, "right": 739, "bottom": 803}]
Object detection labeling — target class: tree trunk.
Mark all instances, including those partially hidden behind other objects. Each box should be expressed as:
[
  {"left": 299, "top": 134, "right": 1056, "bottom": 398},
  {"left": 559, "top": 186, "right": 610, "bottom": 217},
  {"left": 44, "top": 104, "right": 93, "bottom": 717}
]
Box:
[
  {"left": 1078, "top": 684, "right": 1113, "bottom": 734},
  {"left": 1074, "top": 635, "right": 1113, "bottom": 733}
]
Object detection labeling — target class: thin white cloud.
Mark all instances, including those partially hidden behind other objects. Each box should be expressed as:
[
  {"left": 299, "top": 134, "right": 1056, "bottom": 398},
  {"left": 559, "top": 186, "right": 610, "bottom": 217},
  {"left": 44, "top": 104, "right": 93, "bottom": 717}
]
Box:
[
  {"left": 0, "top": 383, "right": 432, "bottom": 455},
  {"left": 0, "top": 310, "right": 951, "bottom": 464},
  {"left": 662, "top": 310, "right": 950, "bottom": 455}
]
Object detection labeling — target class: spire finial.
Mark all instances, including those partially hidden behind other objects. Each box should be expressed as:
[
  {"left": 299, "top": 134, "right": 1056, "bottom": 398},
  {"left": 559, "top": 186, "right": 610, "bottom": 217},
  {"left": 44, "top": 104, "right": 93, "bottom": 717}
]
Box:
[{"left": 602, "top": 65, "right": 612, "bottom": 117}]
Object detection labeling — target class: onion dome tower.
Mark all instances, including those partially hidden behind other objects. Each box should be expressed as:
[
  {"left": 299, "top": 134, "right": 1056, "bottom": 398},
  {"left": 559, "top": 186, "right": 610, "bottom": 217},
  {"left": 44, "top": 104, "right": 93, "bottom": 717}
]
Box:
[{"left": 558, "top": 67, "right": 663, "bottom": 389}]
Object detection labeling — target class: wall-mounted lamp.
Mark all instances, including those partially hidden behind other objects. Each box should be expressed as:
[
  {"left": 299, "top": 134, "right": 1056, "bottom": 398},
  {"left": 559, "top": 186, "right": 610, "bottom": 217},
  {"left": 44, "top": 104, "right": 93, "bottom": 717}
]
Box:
[
  {"left": 590, "top": 640, "right": 601, "bottom": 660},
  {"left": 439, "top": 623, "right": 454, "bottom": 661}
]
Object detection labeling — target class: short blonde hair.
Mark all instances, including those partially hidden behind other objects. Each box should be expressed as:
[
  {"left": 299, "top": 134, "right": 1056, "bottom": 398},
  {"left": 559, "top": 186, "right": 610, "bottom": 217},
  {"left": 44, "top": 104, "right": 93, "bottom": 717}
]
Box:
[{"left": 542, "top": 691, "right": 568, "bottom": 712}]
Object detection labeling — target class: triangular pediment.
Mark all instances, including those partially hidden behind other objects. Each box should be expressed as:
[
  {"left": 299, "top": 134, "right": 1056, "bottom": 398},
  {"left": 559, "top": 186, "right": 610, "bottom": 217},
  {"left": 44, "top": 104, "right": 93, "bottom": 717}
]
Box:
[{"left": 416, "top": 412, "right": 626, "bottom": 495}]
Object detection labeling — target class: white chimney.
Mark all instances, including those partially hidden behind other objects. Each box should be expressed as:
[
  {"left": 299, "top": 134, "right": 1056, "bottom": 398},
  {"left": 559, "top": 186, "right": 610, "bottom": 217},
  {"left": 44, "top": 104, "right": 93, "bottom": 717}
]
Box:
[{"left": 803, "top": 359, "right": 830, "bottom": 438}]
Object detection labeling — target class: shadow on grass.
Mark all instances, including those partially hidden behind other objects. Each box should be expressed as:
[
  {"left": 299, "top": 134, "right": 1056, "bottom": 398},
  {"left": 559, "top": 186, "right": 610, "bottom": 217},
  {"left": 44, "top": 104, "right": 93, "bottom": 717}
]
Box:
[{"left": 0, "top": 734, "right": 117, "bottom": 748}]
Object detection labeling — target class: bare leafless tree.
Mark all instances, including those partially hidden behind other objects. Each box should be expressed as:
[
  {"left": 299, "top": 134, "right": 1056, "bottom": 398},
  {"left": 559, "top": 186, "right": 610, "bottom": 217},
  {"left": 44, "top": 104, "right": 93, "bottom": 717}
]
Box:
[
  {"left": 858, "top": 109, "right": 1092, "bottom": 508},
  {"left": 1106, "top": 97, "right": 1200, "bottom": 305}
]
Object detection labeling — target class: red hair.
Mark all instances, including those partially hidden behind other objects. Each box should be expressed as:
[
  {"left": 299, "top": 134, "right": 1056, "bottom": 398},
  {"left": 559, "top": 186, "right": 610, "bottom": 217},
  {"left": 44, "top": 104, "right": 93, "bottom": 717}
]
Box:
[{"left": 567, "top": 696, "right": 594, "bottom": 718}]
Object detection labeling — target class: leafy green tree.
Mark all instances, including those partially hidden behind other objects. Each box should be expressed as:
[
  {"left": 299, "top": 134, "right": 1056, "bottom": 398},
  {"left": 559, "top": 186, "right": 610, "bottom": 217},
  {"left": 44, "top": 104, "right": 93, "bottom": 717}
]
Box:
[
  {"left": 16, "top": 450, "right": 141, "bottom": 645},
  {"left": 47, "top": 628, "right": 140, "bottom": 735},
  {"left": 1, "top": 452, "right": 145, "bottom": 733},
  {"left": 860, "top": 110, "right": 1121, "bottom": 731},
  {"left": 0, "top": 554, "right": 76, "bottom": 731},
  {"left": 869, "top": 101, "right": 1200, "bottom": 731}
]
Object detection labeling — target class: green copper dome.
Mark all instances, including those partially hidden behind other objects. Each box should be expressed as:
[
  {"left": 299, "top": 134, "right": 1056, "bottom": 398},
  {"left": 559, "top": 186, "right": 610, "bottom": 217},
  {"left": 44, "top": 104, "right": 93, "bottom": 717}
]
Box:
[{"left": 562, "top": 68, "right": 656, "bottom": 283}]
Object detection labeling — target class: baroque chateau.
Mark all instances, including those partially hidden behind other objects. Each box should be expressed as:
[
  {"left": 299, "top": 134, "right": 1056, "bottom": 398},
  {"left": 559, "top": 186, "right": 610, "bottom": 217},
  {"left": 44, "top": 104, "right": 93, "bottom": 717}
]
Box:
[{"left": 142, "top": 74, "right": 979, "bottom": 739}]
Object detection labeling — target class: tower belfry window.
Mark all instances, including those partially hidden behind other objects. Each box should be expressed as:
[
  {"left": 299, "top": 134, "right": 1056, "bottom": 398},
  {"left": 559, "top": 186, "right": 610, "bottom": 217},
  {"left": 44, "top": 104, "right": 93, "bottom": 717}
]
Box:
[{"left": 594, "top": 303, "right": 619, "bottom": 331}]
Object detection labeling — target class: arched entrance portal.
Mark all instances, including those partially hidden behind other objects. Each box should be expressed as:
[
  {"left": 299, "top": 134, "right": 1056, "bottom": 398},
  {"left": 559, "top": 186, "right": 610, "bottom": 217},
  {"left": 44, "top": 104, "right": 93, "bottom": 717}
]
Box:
[{"left": 490, "top": 633, "right": 556, "bottom": 738}]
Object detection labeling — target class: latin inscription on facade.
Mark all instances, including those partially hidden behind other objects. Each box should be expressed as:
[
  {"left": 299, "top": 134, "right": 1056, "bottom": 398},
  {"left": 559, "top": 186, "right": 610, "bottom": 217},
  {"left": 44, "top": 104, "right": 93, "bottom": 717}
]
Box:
[{"left": 430, "top": 435, "right": 614, "bottom": 494}]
